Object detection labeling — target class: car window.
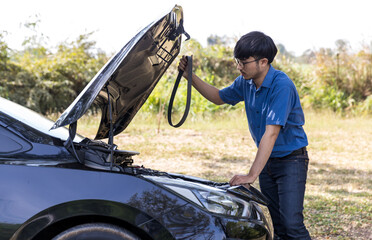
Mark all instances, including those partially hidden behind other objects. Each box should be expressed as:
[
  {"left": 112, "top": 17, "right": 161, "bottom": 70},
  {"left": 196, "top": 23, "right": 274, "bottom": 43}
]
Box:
[
  {"left": 0, "top": 126, "right": 32, "bottom": 156},
  {"left": 0, "top": 97, "right": 83, "bottom": 142},
  {"left": 7, "top": 120, "right": 55, "bottom": 145},
  {"left": 0, "top": 111, "right": 14, "bottom": 127}
]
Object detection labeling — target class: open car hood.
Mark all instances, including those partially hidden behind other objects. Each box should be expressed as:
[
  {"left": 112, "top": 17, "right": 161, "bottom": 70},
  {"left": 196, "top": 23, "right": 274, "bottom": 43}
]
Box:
[{"left": 52, "top": 5, "right": 187, "bottom": 139}]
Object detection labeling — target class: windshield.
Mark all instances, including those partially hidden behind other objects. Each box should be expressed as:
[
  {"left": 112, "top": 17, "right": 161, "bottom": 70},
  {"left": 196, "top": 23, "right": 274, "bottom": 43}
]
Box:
[{"left": 0, "top": 97, "right": 83, "bottom": 142}]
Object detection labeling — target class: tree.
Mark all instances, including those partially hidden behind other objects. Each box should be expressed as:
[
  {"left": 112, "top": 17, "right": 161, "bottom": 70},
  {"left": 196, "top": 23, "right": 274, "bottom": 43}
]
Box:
[
  {"left": 276, "top": 43, "right": 295, "bottom": 59},
  {"left": 207, "top": 34, "right": 234, "bottom": 46},
  {"left": 2, "top": 21, "right": 109, "bottom": 114},
  {"left": 335, "top": 39, "right": 350, "bottom": 53}
]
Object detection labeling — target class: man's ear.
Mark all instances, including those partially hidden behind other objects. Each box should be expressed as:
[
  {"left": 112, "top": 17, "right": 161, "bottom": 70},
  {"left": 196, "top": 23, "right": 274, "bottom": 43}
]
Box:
[{"left": 260, "top": 58, "right": 269, "bottom": 67}]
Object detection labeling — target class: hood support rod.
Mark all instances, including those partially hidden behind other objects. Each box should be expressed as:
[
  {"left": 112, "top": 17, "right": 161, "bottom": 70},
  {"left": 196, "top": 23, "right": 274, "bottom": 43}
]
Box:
[
  {"left": 106, "top": 85, "right": 115, "bottom": 170},
  {"left": 65, "top": 121, "right": 83, "bottom": 164}
]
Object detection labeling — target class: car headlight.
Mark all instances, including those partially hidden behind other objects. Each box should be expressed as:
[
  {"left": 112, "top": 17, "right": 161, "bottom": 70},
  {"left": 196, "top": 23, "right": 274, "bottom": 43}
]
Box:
[
  {"left": 142, "top": 175, "right": 251, "bottom": 218},
  {"left": 194, "top": 189, "right": 251, "bottom": 217},
  {"left": 254, "top": 202, "right": 274, "bottom": 239}
]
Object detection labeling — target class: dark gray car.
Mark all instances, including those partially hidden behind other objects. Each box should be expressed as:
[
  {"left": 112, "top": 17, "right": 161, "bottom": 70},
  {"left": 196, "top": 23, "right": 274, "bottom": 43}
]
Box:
[{"left": 0, "top": 5, "right": 273, "bottom": 240}]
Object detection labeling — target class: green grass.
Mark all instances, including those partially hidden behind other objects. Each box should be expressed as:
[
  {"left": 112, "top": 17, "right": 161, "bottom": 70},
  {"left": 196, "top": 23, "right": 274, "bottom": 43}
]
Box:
[{"left": 77, "top": 109, "right": 372, "bottom": 239}]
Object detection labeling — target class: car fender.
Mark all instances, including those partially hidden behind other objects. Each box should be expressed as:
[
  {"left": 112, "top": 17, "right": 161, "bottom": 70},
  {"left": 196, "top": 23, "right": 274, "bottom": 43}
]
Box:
[
  {"left": 11, "top": 199, "right": 173, "bottom": 240},
  {"left": 0, "top": 164, "right": 187, "bottom": 240}
]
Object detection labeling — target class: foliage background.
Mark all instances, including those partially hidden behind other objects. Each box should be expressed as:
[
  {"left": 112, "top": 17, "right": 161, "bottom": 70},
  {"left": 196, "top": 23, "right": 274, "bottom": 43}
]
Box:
[{"left": 1, "top": 24, "right": 372, "bottom": 116}]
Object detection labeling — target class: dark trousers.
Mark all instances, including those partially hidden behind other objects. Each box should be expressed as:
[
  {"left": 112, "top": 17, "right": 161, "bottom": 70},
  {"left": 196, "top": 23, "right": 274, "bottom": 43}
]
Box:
[{"left": 259, "top": 148, "right": 311, "bottom": 240}]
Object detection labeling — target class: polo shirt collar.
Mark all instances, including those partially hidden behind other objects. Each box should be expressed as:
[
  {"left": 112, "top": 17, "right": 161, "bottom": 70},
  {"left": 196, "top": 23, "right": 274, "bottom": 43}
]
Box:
[{"left": 261, "top": 65, "right": 275, "bottom": 88}]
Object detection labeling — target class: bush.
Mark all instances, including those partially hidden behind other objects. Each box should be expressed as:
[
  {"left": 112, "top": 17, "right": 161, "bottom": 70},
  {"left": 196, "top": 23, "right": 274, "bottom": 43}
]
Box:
[{"left": 1, "top": 29, "right": 371, "bottom": 116}]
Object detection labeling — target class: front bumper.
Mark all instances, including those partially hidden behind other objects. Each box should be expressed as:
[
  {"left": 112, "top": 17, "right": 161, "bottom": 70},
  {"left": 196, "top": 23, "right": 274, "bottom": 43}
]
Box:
[{"left": 144, "top": 202, "right": 273, "bottom": 240}]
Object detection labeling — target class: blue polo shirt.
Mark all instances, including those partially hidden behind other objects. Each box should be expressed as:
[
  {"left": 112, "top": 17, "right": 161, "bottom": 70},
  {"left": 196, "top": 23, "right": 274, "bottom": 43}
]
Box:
[{"left": 219, "top": 65, "right": 308, "bottom": 158}]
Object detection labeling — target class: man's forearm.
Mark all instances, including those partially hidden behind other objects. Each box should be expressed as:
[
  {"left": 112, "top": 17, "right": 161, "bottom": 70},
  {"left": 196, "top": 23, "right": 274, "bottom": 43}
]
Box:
[
  {"left": 247, "top": 131, "right": 277, "bottom": 180},
  {"left": 247, "top": 125, "right": 281, "bottom": 179},
  {"left": 229, "top": 125, "right": 280, "bottom": 186},
  {"left": 190, "top": 73, "right": 225, "bottom": 105}
]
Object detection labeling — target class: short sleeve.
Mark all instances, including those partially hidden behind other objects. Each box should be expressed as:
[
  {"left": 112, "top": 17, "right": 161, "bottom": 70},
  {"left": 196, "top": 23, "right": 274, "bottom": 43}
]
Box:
[
  {"left": 266, "top": 85, "right": 295, "bottom": 127},
  {"left": 219, "top": 77, "right": 244, "bottom": 106}
]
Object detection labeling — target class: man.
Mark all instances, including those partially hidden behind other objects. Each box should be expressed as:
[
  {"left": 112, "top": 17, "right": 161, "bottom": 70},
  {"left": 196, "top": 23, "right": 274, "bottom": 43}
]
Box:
[{"left": 178, "top": 31, "right": 311, "bottom": 239}]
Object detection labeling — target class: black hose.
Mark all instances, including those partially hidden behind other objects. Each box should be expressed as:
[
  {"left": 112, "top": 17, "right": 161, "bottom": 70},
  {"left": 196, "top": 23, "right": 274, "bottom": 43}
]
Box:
[{"left": 167, "top": 56, "right": 193, "bottom": 128}]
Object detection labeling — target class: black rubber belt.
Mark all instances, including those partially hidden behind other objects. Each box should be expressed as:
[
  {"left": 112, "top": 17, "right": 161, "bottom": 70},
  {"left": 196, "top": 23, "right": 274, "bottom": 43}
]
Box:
[{"left": 168, "top": 55, "right": 193, "bottom": 128}]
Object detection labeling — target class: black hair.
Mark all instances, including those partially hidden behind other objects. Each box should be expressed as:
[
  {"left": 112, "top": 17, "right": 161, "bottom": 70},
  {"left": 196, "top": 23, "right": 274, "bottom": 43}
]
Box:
[{"left": 234, "top": 31, "right": 277, "bottom": 64}]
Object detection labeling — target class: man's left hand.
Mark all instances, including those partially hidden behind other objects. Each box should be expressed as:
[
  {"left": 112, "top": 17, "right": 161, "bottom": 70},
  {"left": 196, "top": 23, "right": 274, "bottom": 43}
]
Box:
[{"left": 229, "top": 174, "right": 256, "bottom": 186}]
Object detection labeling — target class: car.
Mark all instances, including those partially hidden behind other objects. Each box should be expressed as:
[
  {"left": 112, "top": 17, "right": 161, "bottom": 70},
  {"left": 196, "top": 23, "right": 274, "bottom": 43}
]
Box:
[{"left": 0, "top": 5, "right": 274, "bottom": 240}]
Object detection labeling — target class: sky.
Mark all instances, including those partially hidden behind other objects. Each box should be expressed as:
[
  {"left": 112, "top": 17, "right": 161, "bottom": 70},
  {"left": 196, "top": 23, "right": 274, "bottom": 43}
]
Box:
[{"left": 1, "top": 0, "right": 372, "bottom": 56}]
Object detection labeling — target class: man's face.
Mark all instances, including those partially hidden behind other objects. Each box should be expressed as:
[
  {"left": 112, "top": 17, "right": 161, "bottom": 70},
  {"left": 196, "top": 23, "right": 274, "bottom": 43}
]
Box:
[{"left": 235, "top": 57, "right": 261, "bottom": 80}]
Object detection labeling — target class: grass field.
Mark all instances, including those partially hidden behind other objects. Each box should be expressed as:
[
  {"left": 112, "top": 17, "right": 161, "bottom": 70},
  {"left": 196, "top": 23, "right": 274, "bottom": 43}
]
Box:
[{"left": 78, "top": 109, "right": 372, "bottom": 239}]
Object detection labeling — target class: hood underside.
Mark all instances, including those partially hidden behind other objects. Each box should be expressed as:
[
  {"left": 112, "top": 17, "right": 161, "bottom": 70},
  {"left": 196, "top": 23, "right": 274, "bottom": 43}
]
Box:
[{"left": 52, "top": 5, "right": 186, "bottom": 139}]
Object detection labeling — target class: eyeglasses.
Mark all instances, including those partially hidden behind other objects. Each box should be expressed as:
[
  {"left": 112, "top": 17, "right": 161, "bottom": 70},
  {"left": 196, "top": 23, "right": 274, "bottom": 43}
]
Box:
[{"left": 235, "top": 58, "right": 261, "bottom": 67}]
